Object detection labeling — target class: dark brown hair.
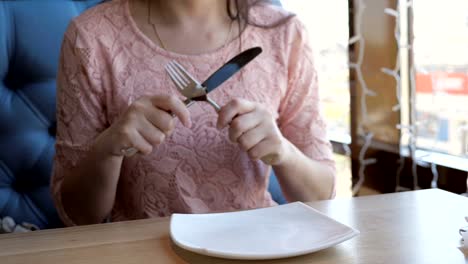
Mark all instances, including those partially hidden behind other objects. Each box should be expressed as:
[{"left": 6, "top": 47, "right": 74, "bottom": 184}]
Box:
[{"left": 227, "top": 0, "right": 295, "bottom": 29}]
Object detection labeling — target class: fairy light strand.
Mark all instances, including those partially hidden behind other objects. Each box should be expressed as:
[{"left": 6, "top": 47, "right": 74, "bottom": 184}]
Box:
[{"left": 349, "top": 0, "right": 378, "bottom": 195}]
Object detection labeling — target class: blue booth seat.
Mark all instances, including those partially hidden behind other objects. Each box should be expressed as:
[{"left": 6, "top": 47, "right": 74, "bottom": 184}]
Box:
[
  {"left": 0, "top": 0, "right": 286, "bottom": 230},
  {"left": 0, "top": 0, "right": 102, "bottom": 229}
]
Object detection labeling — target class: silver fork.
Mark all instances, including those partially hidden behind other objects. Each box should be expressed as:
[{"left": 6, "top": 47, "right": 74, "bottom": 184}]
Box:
[{"left": 165, "top": 61, "right": 221, "bottom": 111}]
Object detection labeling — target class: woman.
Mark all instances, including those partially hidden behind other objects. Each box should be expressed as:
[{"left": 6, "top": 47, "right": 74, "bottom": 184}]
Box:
[{"left": 52, "top": 0, "right": 336, "bottom": 226}]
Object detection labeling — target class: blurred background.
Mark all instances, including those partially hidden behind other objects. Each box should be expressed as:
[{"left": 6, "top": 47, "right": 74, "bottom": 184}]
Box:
[{"left": 282, "top": 0, "right": 468, "bottom": 197}]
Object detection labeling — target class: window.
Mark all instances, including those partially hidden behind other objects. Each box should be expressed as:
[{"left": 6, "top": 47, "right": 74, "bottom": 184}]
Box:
[
  {"left": 281, "top": 0, "right": 467, "bottom": 194},
  {"left": 413, "top": 0, "right": 468, "bottom": 159}
]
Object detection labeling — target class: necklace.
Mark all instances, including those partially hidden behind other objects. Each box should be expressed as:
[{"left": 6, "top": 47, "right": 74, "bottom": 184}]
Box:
[{"left": 147, "top": 0, "right": 234, "bottom": 51}]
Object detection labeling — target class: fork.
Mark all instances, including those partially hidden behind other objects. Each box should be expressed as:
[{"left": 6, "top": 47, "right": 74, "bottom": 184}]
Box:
[
  {"left": 165, "top": 61, "right": 221, "bottom": 111},
  {"left": 121, "top": 61, "right": 219, "bottom": 157},
  {"left": 120, "top": 63, "right": 199, "bottom": 157}
]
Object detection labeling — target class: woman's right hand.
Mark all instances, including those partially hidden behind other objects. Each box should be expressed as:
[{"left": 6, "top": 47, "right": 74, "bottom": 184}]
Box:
[{"left": 93, "top": 95, "right": 191, "bottom": 157}]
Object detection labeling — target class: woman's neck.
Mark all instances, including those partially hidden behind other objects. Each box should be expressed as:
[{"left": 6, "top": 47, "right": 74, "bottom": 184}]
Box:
[
  {"left": 130, "top": 0, "right": 239, "bottom": 55},
  {"left": 151, "top": 0, "right": 229, "bottom": 26}
]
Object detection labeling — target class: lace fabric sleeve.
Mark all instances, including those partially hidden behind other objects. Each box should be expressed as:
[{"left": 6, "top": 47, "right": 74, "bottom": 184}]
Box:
[
  {"left": 277, "top": 20, "right": 336, "bottom": 186},
  {"left": 51, "top": 20, "right": 107, "bottom": 226}
]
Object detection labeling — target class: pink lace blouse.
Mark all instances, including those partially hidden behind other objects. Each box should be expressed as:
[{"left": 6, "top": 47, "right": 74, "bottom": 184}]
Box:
[{"left": 52, "top": 0, "right": 336, "bottom": 226}]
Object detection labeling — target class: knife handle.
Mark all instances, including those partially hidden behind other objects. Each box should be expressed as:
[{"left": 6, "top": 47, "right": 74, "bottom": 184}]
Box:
[
  {"left": 261, "top": 153, "right": 280, "bottom": 165},
  {"left": 206, "top": 97, "right": 221, "bottom": 111}
]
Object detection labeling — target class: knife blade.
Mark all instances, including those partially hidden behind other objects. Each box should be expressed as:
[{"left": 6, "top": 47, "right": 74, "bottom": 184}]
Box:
[{"left": 192, "top": 46, "right": 262, "bottom": 100}]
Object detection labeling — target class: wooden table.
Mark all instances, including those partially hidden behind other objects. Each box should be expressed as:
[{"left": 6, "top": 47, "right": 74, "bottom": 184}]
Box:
[{"left": 1, "top": 189, "right": 467, "bottom": 263}]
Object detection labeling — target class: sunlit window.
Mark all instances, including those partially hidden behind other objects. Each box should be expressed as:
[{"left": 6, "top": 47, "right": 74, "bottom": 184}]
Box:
[{"left": 413, "top": 0, "right": 468, "bottom": 158}]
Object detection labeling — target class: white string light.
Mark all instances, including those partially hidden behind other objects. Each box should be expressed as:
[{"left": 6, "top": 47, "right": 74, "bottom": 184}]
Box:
[
  {"left": 349, "top": 0, "right": 378, "bottom": 195},
  {"left": 351, "top": 0, "right": 424, "bottom": 194},
  {"left": 385, "top": 0, "right": 426, "bottom": 191},
  {"left": 387, "top": 1, "right": 414, "bottom": 192}
]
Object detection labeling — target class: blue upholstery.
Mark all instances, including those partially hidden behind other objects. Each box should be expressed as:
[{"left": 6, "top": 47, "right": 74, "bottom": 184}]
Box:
[
  {"left": 269, "top": 171, "right": 287, "bottom": 204},
  {"left": 0, "top": 0, "right": 286, "bottom": 230},
  {"left": 0, "top": 0, "right": 102, "bottom": 229}
]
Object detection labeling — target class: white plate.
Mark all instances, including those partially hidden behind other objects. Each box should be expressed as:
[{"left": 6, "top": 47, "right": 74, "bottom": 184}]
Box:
[{"left": 170, "top": 202, "right": 359, "bottom": 260}]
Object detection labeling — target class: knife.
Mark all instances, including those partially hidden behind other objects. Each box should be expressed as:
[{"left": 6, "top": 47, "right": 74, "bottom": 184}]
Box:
[
  {"left": 191, "top": 46, "right": 263, "bottom": 102},
  {"left": 193, "top": 46, "right": 278, "bottom": 165}
]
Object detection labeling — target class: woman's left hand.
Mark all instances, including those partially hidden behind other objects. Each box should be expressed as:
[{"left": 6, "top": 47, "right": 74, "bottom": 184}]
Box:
[{"left": 217, "top": 98, "right": 292, "bottom": 165}]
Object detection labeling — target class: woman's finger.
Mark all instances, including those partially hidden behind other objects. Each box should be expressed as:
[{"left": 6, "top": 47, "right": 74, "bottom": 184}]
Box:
[
  {"left": 136, "top": 117, "right": 167, "bottom": 147},
  {"left": 150, "top": 95, "right": 191, "bottom": 127},
  {"left": 228, "top": 111, "right": 263, "bottom": 143},
  {"left": 143, "top": 107, "right": 175, "bottom": 136},
  {"left": 237, "top": 125, "right": 268, "bottom": 152},
  {"left": 217, "top": 98, "right": 255, "bottom": 129},
  {"left": 117, "top": 126, "right": 153, "bottom": 156},
  {"left": 247, "top": 136, "right": 282, "bottom": 163}
]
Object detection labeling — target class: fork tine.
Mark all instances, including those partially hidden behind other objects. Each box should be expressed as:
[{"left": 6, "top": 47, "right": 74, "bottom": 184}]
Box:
[
  {"left": 165, "top": 64, "right": 186, "bottom": 90},
  {"left": 166, "top": 62, "right": 187, "bottom": 86},
  {"left": 172, "top": 61, "right": 198, "bottom": 85},
  {"left": 168, "top": 61, "right": 190, "bottom": 86},
  {"left": 166, "top": 68, "right": 183, "bottom": 90}
]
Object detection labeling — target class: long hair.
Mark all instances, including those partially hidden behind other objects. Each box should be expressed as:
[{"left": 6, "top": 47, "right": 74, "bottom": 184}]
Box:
[{"left": 226, "top": 0, "right": 295, "bottom": 29}]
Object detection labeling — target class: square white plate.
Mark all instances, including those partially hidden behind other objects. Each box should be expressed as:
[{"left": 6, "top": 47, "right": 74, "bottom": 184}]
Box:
[{"left": 170, "top": 202, "right": 359, "bottom": 260}]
